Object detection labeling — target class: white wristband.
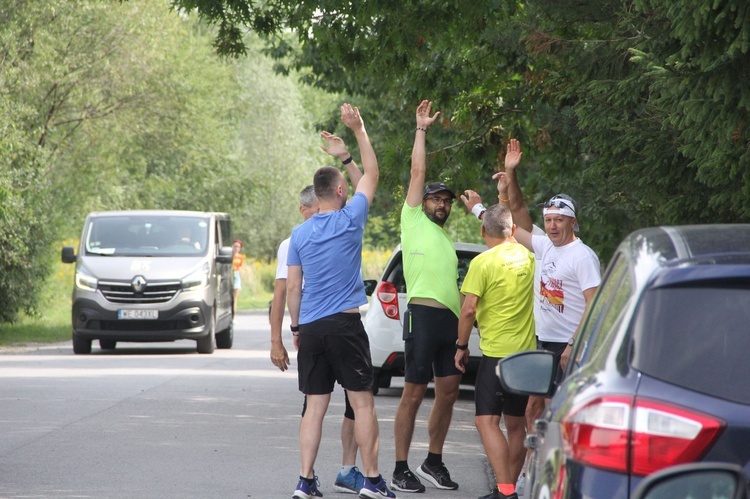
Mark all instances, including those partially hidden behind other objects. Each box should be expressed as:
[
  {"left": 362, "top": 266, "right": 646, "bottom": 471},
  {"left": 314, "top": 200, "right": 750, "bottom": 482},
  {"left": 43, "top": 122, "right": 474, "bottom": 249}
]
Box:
[{"left": 471, "top": 203, "right": 486, "bottom": 219}]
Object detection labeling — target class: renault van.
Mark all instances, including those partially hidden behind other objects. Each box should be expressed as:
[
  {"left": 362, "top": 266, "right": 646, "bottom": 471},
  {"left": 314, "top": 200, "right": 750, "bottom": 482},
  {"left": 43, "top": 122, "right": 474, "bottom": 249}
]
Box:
[{"left": 61, "top": 210, "right": 235, "bottom": 354}]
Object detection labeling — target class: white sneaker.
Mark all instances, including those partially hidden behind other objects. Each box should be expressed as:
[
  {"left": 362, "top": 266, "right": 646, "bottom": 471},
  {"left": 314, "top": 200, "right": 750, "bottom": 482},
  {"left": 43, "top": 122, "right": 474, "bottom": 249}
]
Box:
[{"left": 515, "top": 472, "right": 526, "bottom": 497}]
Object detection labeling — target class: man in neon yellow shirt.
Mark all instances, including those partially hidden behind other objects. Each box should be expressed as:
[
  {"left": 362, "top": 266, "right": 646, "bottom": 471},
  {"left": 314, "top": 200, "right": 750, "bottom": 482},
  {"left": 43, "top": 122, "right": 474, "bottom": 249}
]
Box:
[
  {"left": 455, "top": 203, "right": 535, "bottom": 499},
  {"left": 391, "top": 100, "right": 462, "bottom": 493}
]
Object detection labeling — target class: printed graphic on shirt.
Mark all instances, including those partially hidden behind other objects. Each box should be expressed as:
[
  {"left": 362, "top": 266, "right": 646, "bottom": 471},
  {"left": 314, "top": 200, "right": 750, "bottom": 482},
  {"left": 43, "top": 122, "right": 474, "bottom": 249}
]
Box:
[{"left": 540, "top": 261, "right": 564, "bottom": 313}]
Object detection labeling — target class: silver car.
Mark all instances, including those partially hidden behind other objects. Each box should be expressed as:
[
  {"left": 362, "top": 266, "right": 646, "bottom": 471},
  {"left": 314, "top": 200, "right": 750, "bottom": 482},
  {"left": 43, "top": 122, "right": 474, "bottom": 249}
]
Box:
[{"left": 61, "top": 210, "right": 235, "bottom": 354}]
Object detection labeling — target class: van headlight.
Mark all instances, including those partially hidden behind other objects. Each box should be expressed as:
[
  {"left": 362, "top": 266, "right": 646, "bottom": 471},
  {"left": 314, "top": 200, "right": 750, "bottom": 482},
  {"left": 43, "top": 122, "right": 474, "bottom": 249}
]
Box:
[
  {"left": 75, "top": 268, "right": 98, "bottom": 292},
  {"left": 182, "top": 263, "right": 209, "bottom": 291}
]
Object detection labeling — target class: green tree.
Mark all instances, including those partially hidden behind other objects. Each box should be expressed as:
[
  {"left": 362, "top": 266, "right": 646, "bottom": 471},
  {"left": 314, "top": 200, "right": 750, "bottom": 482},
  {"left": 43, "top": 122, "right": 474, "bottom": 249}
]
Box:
[
  {"left": 0, "top": 0, "right": 337, "bottom": 321},
  {"left": 172, "top": 0, "right": 750, "bottom": 264}
]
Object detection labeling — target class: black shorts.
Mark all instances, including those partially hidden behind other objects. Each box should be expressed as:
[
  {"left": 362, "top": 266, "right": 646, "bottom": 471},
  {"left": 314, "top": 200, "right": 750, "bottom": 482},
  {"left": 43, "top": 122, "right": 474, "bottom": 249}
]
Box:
[
  {"left": 403, "top": 304, "right": 462, "bottom": 384},
  {"left": 538, "top": 339, "right": 568, "bottom": 384},
  {"left": 474, "top": 355, "right": 528, "bottom": 417},
  {"left": 297, "top": 312, "right": 373, "bottom": 394}
]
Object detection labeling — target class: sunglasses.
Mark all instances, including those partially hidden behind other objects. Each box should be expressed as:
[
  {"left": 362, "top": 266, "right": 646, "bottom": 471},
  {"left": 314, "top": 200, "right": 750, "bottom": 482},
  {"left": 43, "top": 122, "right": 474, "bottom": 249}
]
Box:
[
  {"left": 543, "top": 199, "right": 575, "bottom": 211},
  {"left": 425, "top": 196, "right": 454, "bottom": 206}
]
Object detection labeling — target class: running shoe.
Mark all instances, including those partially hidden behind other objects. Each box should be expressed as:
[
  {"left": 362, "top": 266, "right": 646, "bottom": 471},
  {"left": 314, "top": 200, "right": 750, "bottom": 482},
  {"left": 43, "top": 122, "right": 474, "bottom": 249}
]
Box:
[
  {"left": 359, "top": 475, "right": 397, "bottom": 498},
  {"left": 334, "top": 466, "right": 365, "bottom": 494},
  {"left": 390, "top": 468, "right": 425, "bottom": 493},
  {"left": 478, "top": 488, "right": 518, "bottom": 499},
  {"left": 292, "top": 474, "right": 323, "bottom": 499},
  {"left": 415, "top": 460, "right": 458, "bottom": 490}
]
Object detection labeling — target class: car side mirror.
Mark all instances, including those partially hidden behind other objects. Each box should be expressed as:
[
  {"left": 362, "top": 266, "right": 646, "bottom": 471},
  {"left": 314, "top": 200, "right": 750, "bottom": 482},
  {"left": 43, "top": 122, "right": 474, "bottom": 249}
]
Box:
[
  {"left": 363, "top": 279, "right": 377, "bottom": 296},
  {"left": 631, "top": 462, "right": 747, "bottom": 499},
  {"left": 61, "top": 246, "right": 77, "bottom": 264},
  {"left": 216, "top": 246, "right": 233, "bottom": 264},
  {"left": 496, "top": 350, "right": 557, "bottom": 397}
]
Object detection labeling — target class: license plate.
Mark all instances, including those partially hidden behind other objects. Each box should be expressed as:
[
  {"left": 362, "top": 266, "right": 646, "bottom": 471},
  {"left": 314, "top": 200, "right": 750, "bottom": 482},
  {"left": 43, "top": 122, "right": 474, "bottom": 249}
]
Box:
[{"left": 118, "top": 309, "right": 158, "bottom": 320}]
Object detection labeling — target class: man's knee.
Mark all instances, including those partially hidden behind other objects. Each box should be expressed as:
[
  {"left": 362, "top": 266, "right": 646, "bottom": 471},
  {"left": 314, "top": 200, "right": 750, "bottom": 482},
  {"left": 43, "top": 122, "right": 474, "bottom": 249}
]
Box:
[{"left": 434, "top": 376, "right": 460, "bottom": 403}]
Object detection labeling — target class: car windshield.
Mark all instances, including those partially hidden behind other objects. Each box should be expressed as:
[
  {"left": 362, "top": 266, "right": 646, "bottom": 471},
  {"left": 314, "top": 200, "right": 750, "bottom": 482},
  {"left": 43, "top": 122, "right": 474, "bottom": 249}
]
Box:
[
  {"left": 84, "top": 215, "right": 210, "bottom": 257},
  {"left": 631, "top": 282, "right": 750, "bottom": 405}
]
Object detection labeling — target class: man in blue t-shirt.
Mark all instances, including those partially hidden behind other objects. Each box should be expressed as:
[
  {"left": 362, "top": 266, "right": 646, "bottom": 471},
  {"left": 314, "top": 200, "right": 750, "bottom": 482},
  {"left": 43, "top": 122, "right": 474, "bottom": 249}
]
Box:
[{"left": 286, "top": 103, "right": 396, "bottom": 499}]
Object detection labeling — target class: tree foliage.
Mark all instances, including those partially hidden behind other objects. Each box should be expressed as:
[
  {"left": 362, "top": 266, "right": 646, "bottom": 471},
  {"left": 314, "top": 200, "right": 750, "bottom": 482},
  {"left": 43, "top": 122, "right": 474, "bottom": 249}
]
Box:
[
  {"left": 174, "top": 0, "right": 750, "bottom": 263},
  {"left": 0, "top": 0, "right": 331, "bottom": 322}
]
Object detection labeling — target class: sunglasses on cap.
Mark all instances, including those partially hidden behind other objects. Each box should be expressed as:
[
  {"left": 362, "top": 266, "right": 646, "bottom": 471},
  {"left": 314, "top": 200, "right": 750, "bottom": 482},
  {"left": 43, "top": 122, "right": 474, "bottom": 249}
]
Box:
[{"left": 543, "top": 198, "right": 575, "bottom": 212}]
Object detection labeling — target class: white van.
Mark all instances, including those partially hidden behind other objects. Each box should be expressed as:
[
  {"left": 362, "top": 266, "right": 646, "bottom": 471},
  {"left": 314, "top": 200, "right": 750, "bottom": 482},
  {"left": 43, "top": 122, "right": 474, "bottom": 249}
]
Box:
[{"left": 61, "top": 210, "right": 235, "bottom": 354}]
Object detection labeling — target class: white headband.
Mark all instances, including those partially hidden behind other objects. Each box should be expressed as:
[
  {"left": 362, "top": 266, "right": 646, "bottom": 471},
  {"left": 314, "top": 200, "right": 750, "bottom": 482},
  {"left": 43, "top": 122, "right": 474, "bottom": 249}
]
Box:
[{"left": 543, "top": 206, "right": 576, "bottom": 219}]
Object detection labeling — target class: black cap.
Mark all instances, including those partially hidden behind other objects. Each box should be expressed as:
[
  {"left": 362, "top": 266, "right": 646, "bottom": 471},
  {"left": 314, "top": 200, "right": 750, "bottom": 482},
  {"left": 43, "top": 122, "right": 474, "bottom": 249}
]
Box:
[{"left": 423, "top": 182, "right": 456, "bottom": 199}]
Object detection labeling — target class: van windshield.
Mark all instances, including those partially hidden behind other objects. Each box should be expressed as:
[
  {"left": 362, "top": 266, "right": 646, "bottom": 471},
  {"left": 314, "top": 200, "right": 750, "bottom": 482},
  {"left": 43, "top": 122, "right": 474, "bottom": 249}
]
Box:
[
  {"left": 631, "top": 282, "right": 750, "bottom": 405},
  {"left": 84, "top": 215, "right": 210, "bottom": 257}
]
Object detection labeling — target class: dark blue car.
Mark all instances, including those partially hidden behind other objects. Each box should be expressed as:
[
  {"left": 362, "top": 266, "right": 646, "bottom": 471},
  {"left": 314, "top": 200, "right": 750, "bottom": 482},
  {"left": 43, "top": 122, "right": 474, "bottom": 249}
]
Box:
[{"left": 499, "top": 224, "right": 750, "bottom": 498}]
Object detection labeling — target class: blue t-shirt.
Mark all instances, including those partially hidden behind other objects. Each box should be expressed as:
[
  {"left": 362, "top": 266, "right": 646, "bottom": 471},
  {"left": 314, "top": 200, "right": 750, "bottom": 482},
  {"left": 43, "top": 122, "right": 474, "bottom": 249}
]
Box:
[{"left": 287, "top": 192, "right": 369, "bottom": 324}]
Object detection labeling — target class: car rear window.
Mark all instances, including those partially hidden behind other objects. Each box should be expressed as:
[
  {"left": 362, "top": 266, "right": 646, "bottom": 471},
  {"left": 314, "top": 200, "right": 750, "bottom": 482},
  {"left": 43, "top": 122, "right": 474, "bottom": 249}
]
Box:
[{"left": 631, "top": 282, "right": 750, "bottom": 405}]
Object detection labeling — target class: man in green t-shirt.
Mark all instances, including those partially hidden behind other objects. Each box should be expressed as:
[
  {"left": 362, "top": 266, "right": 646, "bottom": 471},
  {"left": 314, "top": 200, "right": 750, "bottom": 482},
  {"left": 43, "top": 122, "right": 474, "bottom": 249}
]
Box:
[
  {"left": 391, "top": 100, "right": 462, "bottom": 493},
  {"left": 454, "top": 203, "right": 536, "bottom": 499}
]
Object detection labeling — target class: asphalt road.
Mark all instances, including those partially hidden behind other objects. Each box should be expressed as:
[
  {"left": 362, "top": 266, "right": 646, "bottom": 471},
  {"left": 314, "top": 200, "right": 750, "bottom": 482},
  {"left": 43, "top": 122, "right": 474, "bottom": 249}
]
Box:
[{"left": 0, "top": 311, "right": 497, "bottom": 499}]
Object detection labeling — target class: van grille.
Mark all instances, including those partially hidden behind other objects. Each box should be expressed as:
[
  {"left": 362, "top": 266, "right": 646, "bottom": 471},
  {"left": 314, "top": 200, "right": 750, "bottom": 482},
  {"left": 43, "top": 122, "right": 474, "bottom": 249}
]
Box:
[{"left": 98, "top": 280, "right": 181, "bottom": 304}]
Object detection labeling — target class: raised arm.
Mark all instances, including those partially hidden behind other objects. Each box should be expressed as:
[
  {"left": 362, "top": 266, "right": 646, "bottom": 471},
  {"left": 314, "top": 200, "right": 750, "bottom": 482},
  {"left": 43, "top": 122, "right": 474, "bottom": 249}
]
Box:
[
  {"left": 340, "top": 103, "right": 378, "bottom": 204},
  {"left": 406, "top": 100, "right": 441, "bottom": 207},
  {"left": 320, "top": 130, "right": 363, "bottom": 190},
  {"left": 495, "top": 139, "right": 533, "bottom": 232},
  {"left": 495, "top": 171, "right": 534, "bottom": 252}
]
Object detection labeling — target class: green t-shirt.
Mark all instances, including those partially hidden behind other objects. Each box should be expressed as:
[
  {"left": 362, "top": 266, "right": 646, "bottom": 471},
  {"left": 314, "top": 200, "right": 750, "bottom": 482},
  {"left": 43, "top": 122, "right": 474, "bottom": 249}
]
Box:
[
  {"left": 460, "top": 242, "right": 536, "bottom": 357},
  {"left": 400, "top": 203, "right": 460, "bottom": 317}
]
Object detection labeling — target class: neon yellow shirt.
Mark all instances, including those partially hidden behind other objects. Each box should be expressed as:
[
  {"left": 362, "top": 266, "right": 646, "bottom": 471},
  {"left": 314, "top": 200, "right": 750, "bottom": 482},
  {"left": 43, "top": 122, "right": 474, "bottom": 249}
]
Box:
[
  {"left": 461, "top": 242, "right": 536, "bottom": 357},
  {"left": 400, "top": 203, "right": 460, "bottom": 317}
]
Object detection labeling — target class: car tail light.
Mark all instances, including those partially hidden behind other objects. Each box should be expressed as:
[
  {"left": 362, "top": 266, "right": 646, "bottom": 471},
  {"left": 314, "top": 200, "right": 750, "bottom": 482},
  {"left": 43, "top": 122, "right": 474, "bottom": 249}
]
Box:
[
  {"left": 561, "top": 396, "right": 725, "bottom": 476},
  {"left": 376, "top": 282, "right": 399, "bottom": 320}
]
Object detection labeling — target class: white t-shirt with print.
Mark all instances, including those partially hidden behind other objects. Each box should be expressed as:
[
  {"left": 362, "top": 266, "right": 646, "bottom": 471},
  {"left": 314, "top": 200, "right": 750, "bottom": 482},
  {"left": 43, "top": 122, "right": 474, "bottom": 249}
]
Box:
[{"left": 531, "top": 235, "right": 601, "bottom": 342}]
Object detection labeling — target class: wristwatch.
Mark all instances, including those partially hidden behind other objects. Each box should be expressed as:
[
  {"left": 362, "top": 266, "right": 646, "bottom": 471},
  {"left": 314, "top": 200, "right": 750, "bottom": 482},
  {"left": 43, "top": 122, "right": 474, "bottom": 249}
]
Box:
[
  {"left": 567, "top": 337, "right": 575, "bottom": 346},
  {"left": 290, "top": 325, "right": 300, "bottom": 333},
  {"left": 456, "top": 341, "right": 469, "bottom": 350}
]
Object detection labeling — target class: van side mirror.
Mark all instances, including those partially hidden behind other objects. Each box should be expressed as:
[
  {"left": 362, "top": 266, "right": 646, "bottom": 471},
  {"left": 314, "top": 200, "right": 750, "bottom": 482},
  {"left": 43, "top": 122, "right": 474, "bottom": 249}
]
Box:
[
  {"left": 61, "top": 246, "right": 77, "bottom": 264},
  {"left": 216, "top": 246, "right": 233, "bottom": 264},
  {"left": 496, "top": 350, "right": 557, "bottom": 397},
  {"left": 363, "top": 279, "right": 377, "bottom": 296},
  {"left": 631, "top": 462, "right": 747, "bottom": 499}
]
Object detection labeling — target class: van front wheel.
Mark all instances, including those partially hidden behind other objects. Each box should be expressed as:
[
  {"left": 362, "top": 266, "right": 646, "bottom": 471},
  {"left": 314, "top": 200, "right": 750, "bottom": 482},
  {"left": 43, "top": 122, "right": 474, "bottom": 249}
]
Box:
[
  {"left": 197, "top": 312, "right": 216, "bottom": 354},
  {"left": 216, "top": 321, "right": 233, "bottom": 349},
  {"left": 73, "top": 334, "right": 92, "bottom": 354}
]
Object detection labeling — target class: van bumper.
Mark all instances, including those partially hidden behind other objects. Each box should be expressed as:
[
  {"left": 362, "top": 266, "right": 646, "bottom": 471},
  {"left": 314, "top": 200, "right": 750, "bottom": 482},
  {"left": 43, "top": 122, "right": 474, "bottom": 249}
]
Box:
[{"left": 71, "top": 298, "right": 212, "bottom": 342}]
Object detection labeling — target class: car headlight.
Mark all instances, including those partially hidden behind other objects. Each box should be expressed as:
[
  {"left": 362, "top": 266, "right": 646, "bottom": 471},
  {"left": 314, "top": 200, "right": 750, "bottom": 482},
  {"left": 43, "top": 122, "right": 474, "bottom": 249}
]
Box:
[
  {"left": 182, "top": 263, "right": 210, "bottom": 291},
  {"left": 75, "top": 268, "right": 98, "bottom": 292}
]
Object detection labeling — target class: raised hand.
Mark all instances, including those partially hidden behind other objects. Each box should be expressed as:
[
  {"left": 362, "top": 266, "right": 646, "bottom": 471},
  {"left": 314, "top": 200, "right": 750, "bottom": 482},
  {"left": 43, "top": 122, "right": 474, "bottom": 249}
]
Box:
[
  {"left": 492, "top": 171, "right": 510, "bottom": 199},
  {"left": 505, "top": 138, "right": 522, "bottom": 171},
  {"left": 416, "top": 100, "right": 440, "bottom": 129},
  {"left": 460, "top": 189, "right": 483, "bottom": 212},
  {"left": 341, "top": 103, "right": 364, "bottom": 132},
  {"left": 320, "top": 131, "right": 349, "bottom": 161}
]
